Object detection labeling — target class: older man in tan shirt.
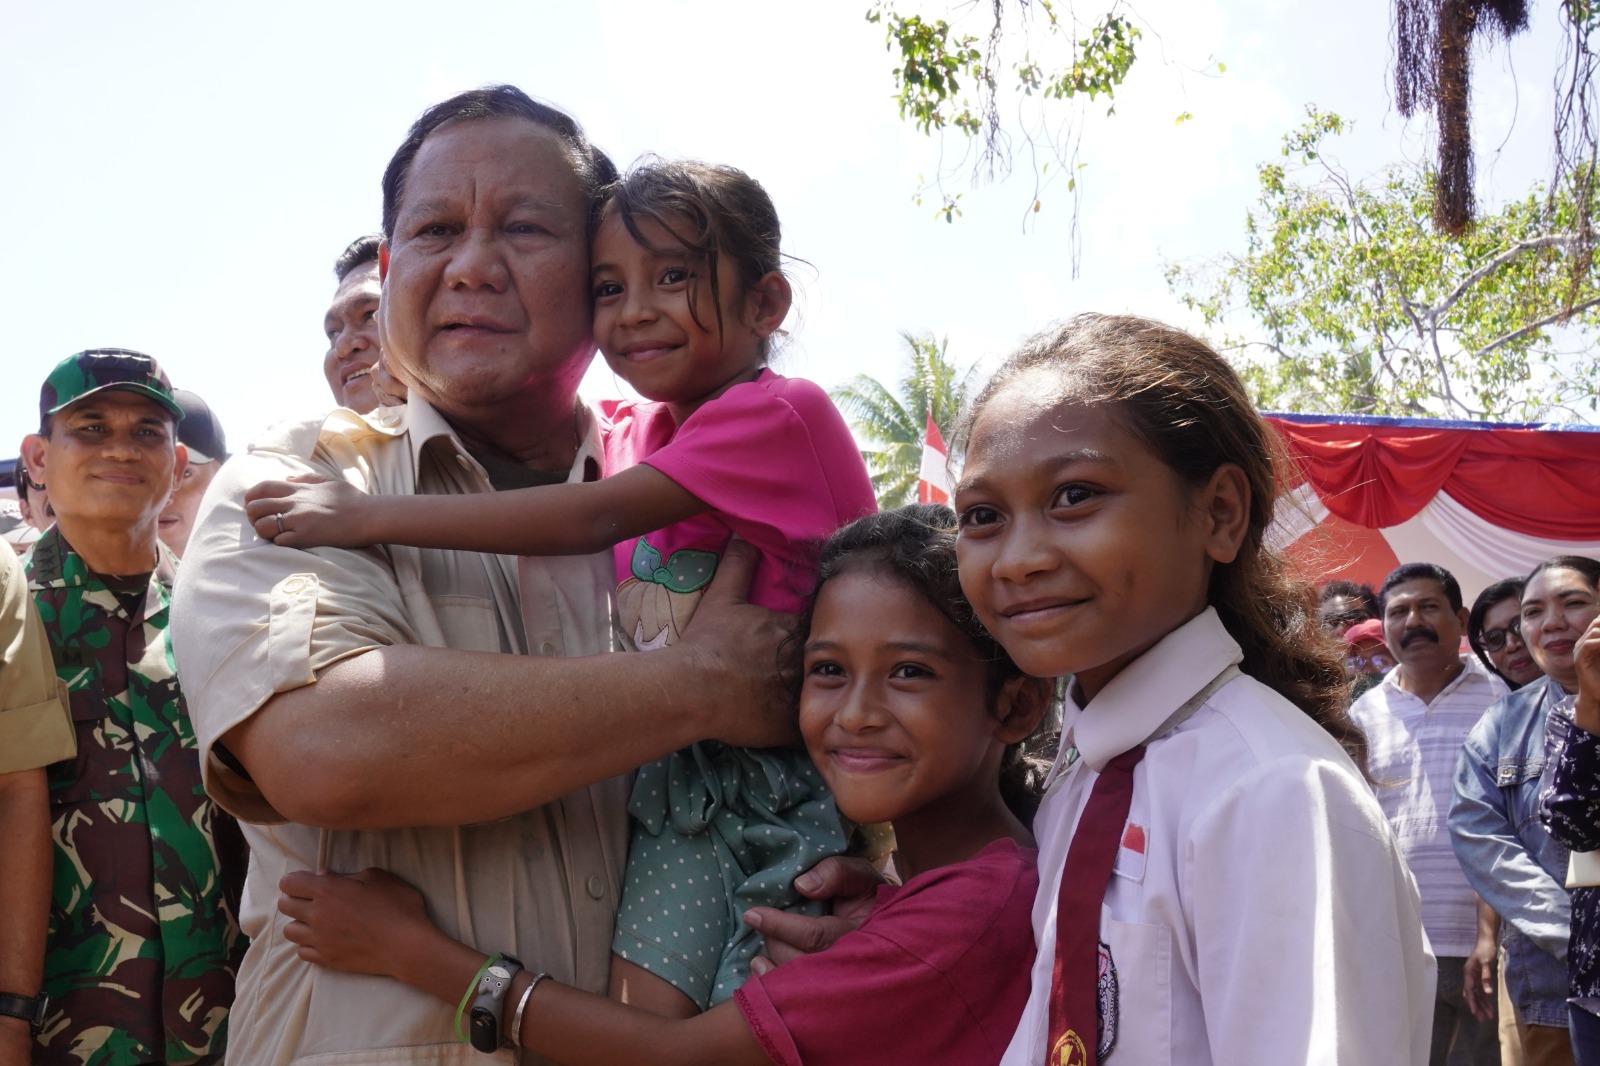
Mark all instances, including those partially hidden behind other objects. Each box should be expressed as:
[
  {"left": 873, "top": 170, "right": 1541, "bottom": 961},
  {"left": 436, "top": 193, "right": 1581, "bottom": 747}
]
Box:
[{"left": 171, "top": 87, "right": 793, "bottom": 1066}]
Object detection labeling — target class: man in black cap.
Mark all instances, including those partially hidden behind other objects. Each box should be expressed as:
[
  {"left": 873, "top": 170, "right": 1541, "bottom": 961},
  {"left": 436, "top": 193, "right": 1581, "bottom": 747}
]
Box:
[{"left": 158, "top": 390, "right": 229, "bottom": 557}]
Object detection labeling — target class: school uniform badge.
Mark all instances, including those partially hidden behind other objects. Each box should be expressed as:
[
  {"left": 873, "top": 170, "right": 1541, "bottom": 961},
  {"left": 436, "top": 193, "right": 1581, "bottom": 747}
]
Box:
[{"left": 1096, "top": 940, "right": 1119, "bottom": 1059}]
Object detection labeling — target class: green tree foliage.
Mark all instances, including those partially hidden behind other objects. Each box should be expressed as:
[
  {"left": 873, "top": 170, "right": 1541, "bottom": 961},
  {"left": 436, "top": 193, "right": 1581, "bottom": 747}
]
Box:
[
  {"left": 1166, "top": 109, "right": 1600, "bottom": 421},
  {"left": 831, "top": 332, "right": 977, "bottom": 508},
  {"left": 866, "top": 0, "right": 1158, "bottom": 237}
]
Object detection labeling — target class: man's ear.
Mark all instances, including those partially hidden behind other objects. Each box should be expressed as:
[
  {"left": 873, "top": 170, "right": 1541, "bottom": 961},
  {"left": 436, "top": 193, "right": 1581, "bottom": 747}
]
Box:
[
  {"left": 378, "top": 241, "right": 391, "bottom": 282},
  {"left": 20, "top": 433, "right": 47, "bottom": 485},
  {"left": 745, "top": 271, "right": 793, "bottom": 339},
  {"left": 993, "top": 675, "right": 1052, "bottom": 745},
  {"left": 171, "top": 443, "right": 190, "bottom": 496},
  {"left": 1198, "top": 462, "right": 1251, "bottom": 566}
]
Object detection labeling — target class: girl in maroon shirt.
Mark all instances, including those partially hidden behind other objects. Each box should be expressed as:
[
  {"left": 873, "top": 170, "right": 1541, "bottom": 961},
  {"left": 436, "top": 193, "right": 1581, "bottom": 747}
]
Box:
[{"left": 275, "top": 505, "right": 1051, "bottom": 1065}]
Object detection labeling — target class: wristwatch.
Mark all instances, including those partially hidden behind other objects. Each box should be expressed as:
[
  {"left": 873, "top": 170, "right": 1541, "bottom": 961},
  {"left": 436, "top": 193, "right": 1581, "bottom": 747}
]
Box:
[
  {"left": 468, "top": 955, "right": 523, "bottom": 1052},
  {"left": 0, "top": 991, "right": 48, "bottom": 1035}
]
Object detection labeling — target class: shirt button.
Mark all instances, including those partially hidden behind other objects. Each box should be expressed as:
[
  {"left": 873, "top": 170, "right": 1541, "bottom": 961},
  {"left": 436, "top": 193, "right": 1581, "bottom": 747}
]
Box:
[
  {"left": 539, "top": 641, "right": 556, "bottom": 655},
  {"left": 585, "top": 876, "right": 605, "bottom": 900}
]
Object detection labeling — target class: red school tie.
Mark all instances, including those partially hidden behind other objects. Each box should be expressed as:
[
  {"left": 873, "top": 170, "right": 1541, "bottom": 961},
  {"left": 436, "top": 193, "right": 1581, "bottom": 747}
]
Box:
[{"left": 1046, "top": 745, "right": 1146, "bottom": 1066}]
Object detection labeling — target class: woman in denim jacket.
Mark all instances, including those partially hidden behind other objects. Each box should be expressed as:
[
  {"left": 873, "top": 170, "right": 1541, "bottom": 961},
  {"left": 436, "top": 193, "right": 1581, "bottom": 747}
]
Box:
[
  {"left": 1451, "top": 557, "right": 1598, "bottom": 1063},
  {"left": 1536, "top": 557, "right": 1600, "bottom": 1065}
]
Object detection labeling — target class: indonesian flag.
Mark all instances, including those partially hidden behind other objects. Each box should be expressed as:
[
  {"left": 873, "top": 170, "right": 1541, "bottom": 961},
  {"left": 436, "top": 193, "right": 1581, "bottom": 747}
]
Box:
[{"left": 918, "top": 415, "right": 952, "bottom": 504}]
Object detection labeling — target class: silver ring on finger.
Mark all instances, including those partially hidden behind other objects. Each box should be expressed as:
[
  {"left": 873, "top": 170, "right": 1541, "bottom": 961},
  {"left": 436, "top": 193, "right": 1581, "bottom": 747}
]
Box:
[{"left": 274, "top": 513, "right": 286, "bottom": 537}]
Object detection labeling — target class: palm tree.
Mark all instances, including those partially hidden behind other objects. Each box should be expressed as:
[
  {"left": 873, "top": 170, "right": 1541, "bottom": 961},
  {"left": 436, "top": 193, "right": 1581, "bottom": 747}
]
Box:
[{"left": 830, "top": 332, "right": 977, "bottom": 509}]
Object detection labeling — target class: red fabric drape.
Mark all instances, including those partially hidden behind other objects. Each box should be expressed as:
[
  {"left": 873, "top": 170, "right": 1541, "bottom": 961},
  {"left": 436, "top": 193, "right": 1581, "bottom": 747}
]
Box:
[{"left": 1266, "top": 417, "right": 1600, "bottom": 541}]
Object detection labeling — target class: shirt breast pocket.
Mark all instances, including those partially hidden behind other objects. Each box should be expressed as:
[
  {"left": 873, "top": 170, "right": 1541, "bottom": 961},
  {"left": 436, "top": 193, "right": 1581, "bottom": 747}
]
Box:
[
  {"left": 1104, "top": 916, "right": 1175, "bottom": 1064},
  {"left": 1496, "top": 758, "right": 1549, "bottom": 836},
  {"left": 423, "top": 594, "right": 503, "bottom": 651},
  {"left": 46, "top": 669, "right": 117, "bottom": 808}
]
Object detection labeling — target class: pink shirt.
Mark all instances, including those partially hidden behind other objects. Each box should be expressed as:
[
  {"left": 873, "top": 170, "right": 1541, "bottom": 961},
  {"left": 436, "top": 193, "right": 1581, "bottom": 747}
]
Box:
[
  {"left": 735, "top": 839, "right": 1039, "bottom": 1066},
  {"left": 602, "top": 370, "right": 876, "bottom": 616}
]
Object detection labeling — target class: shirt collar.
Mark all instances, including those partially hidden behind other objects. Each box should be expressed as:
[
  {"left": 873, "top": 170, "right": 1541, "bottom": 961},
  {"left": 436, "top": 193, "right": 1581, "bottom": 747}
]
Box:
[
  {"left": 25, "top": 527, "right": 177, "bottom": 613},
  {"left": 1379, "top": 652, "right": 1495, "bottom": 700},
  {"left": 1062, "top": 606, "right": 1244, "bottom": 772},
  {"left": 353, "top": 394, "right": 604, "bottom": 490}
]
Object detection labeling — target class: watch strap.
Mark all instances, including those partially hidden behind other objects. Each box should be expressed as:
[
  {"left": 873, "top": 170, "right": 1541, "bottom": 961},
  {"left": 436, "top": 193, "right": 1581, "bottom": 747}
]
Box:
[
  {"left": 468, "top": 955, "right": 523, "bottom": 1053},
  {"left": 0, "top": 991, "right": 48, "bottom": 1034}
]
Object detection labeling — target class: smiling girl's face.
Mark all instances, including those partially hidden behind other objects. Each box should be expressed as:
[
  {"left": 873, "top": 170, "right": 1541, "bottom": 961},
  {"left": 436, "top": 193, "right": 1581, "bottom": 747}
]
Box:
[
  {"left": 954, "top": 380, "right": 1242, "bottom": 701},
  {"left": 799, "top": 568, "right": 1014, "bottom": 831},
  {"left": 589, "top": 209, "right": 776, "bottom": 420}
]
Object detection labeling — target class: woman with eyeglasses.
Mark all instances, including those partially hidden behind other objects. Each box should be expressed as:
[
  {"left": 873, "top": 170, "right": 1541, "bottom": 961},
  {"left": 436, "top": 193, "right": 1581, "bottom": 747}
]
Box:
[
  {"left": 1469, "top": 578, "right": 1546, "bottom": 690},
  {"left": 1454, "top": 556, "right": 1600, "bottom": 1064},
  {"left": 1535, "top": 556, "right": 1600, "bottom": 1064}
]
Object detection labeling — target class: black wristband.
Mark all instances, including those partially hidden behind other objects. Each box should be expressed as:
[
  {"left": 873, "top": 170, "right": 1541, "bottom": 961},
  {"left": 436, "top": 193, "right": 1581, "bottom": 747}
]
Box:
[{"left": 0, "top": 992, "right": 48, "bottom": 1035}]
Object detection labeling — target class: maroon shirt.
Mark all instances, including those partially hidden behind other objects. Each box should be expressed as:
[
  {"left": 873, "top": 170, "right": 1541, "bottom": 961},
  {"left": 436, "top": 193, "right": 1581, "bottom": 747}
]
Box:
[{"left": 736, "top": 839, "right": 1038, "bottom": 1065}]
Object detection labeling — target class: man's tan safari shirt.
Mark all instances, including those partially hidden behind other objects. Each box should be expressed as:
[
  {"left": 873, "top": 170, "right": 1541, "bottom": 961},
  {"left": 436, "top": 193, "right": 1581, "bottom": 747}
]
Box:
[
  {"left": 172, "top": 397, "right": 630, "bottom": 1066},
  {"left": 0, "top": 544, "right": 72, "bottom": 772}
]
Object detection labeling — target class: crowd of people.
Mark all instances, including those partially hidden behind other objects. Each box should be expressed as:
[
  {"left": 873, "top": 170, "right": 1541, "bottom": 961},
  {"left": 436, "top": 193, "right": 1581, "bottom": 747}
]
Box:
[{"left": 0, "top": 81, "right": 1597, "bottom": 1066}]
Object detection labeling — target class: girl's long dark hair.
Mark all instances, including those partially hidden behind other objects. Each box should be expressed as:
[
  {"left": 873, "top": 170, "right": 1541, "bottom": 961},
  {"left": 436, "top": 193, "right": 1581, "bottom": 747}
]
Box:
[
  {"left": 958, "top": 314, "right": 1365, "bottom": 769},
  {"left": 790, "top": 505, "right": 1055, "bottom": 823}
]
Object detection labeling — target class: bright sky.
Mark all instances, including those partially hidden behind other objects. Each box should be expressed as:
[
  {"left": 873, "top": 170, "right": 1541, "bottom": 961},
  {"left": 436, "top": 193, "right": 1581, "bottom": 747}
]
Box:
[{"left": 0, "top": 0, "right": 1567, "bottom": 458}]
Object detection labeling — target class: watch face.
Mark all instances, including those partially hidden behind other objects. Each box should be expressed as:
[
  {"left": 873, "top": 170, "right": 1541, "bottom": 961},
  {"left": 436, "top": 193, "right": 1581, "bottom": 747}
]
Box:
[{"left": 488, "top": 966, "right": 512, "bottom": 981}]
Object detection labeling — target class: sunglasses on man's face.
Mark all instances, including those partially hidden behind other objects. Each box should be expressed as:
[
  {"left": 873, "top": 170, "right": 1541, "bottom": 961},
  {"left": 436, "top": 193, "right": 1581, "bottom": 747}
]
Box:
[{"left": 1480, "top": 622, "right": 1523, "bottom": 653}]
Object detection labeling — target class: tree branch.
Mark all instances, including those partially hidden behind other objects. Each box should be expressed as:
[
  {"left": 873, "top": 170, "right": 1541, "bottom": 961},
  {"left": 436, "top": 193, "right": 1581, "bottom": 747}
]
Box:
[
  {"left": 1472, "top": 292, "right": 1600, "bottom": 358},
  {"left": 1429, "top": 233, "right": 1589, "bottom": 318}
]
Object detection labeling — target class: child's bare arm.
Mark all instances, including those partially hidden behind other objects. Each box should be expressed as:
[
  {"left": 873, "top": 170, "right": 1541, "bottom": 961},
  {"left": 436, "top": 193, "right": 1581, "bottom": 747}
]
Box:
[
  {"left": 245, "top": 464, "right": 706, "bottom": 555},
  {"left": 277, "top": 870, "right": 768, "bottom": 1066}
]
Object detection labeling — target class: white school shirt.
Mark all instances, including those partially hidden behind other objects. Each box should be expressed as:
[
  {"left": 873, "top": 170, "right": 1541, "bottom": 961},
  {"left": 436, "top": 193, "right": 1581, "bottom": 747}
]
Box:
[
  {"left": 1001, "top": 608, "right": 1435, "bottom": 1066},
  {"left": 1347, "top": 655, "right": 1507, "bottom": 957}
]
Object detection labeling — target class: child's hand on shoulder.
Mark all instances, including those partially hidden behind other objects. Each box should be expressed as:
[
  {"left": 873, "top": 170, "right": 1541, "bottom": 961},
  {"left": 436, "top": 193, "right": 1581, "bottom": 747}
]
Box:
[
  {"left": 278, "top": 867, "right": 443, "bottom": 981},
  {"left": 245, "top": 473, "right": 376, "bottom": 549}
]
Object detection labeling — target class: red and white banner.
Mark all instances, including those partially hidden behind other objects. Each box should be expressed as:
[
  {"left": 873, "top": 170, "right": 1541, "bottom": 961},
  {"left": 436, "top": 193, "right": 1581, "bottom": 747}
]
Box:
[
  {"left": 919, "top": 415, "right": 952, "bottom": 505},
  {"left": 1265, "top": 413, "right": 1600, "bottom": 601}
]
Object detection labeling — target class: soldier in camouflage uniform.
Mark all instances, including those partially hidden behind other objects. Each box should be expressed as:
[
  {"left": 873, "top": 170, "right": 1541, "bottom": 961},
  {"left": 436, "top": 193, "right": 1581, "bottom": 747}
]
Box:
[{"left": 19, "top": 350, "right": 242, "bottom": 1066}]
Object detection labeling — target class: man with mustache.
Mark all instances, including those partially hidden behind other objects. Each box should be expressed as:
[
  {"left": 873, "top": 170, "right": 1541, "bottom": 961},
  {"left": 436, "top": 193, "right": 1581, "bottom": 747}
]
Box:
[{"left": 1349, "top": 562, "right": 1509, "bottom": 1066}]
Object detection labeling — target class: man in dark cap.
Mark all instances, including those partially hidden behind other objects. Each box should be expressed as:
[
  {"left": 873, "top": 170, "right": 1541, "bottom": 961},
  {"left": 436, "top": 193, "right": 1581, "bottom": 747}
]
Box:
[
  {"left": 19, "top": 349, "right": 241, "bottom": 1066},
  {"left": 158, "top": 390, "right": 229, "bottom": 557}
]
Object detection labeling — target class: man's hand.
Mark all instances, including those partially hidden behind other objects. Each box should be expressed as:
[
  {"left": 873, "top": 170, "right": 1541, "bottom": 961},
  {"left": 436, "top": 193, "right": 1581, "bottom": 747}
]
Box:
[
  {"left": 744, "top": 856, "right": 887, "bottom": 973},
  {"left": 245, "top": 474, "right": 375, "bottom": 549},
  {"left": 674, "top": 539, "right": 798, "bottom": 749}
]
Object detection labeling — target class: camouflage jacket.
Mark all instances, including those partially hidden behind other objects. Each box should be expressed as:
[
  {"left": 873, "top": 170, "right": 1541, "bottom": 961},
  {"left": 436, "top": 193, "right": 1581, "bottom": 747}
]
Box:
[{"left": 25, "top": 528, "right": 242, "bottom": 1066}]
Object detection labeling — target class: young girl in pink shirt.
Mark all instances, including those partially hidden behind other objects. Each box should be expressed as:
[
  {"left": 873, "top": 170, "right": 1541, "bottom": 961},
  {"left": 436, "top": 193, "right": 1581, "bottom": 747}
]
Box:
[
  {"left": 246, "top": 159, "right": 876, "bottom": 1016},
  {"left": 274, "top": 505, "right": 1050, "bottom": 1065}
]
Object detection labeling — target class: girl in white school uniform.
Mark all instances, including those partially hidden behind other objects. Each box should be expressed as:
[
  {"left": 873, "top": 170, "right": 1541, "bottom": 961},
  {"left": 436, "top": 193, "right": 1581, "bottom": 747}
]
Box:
[{"left": 950, "top": 314, "right": 1435, "bottom": 1065}]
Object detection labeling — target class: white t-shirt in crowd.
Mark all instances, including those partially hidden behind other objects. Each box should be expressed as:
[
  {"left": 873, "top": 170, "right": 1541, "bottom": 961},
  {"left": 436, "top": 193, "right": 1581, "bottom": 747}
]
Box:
[{"left": 1348, "top": 654, "right": 1507, "bottom": 957}]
